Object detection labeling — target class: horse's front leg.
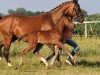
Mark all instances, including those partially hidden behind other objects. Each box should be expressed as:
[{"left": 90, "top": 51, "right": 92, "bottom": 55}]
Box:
[
  {"left": 33, "top": 43, "right": 43, "bottom": 54},
  {"left": 33, "top": 43, "right": 51, "bottom": 67},
  {"left": 49, "top": 45, "right": 59, "bottom": 67},
  {"left": 35, "top": 52, "right": 49, "bottom": 68},
  {"left": 47, "top": 44, "right": 62, "bottom": 63},
  {"left": 0, "top": 40, "right": 4, "bottom": 61},
  {"left": 3, "top": 35, "right": 13, "bottom": 67},
  {"left": 33, "top": 44, "right": 55, "bottom": 61}
]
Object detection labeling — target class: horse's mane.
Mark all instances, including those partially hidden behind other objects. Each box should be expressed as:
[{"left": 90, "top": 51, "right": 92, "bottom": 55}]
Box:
[{"left": 46, "top": 1, "right": 71, "bottom": 13}]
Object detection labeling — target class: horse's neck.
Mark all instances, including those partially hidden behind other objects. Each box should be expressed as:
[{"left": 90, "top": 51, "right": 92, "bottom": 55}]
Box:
[
  {"left": 55, "top": 18, "right": 65, "bottom": 35},
  {"left": 50, "top": 3, "right": 70, "bottom": 24}
]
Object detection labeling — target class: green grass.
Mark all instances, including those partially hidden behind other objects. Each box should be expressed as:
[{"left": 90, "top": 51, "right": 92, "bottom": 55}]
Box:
[{"left": 0, "top": 37, "right": 100, "bottom": 75}]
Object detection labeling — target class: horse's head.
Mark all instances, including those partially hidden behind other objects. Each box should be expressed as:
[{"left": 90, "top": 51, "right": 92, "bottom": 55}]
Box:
[{"left": 64, "top": 0, "right": 84, "bottom": 23}]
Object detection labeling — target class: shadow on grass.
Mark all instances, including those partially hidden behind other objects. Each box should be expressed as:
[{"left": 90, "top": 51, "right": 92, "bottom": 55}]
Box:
[{"left": 77, "top": 59, "right": 100, "bottom": 68}]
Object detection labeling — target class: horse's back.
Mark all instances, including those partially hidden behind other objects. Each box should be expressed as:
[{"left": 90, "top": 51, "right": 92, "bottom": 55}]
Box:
[{"left": 11, "top": 13, "right": 54, "bottom": 37}]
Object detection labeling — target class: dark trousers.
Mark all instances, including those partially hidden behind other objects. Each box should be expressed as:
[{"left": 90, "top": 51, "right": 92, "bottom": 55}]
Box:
[
  {"left": 65, "top": 39, "right": 80, "bottom": 56},
  {"left": 59, "top": 39, "right": 80, "bottom": 57}
]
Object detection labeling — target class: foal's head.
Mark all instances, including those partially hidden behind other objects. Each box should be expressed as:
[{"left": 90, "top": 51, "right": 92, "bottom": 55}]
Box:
[
  {"left": 55, "top": 15, "right": 75, "bottom": 35},
  {"left": 64, "top": 0, "right": 84, "bottom": 23}
]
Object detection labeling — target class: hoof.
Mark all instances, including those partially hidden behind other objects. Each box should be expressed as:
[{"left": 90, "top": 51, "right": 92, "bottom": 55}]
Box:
[
  {"left": 66, "top": 60, "right": 72, "bottom": 65},
  {"left": 66, "top": 57, "right": 76, "bottom": 65},
  {"left": 8, "top": 63, "right": 13, "bottom": 67}
]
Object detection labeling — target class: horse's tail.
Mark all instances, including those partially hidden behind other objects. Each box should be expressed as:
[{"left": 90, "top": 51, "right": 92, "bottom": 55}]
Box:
[{"left": 18, "top": 34, "right": 28, "bottom": 41}]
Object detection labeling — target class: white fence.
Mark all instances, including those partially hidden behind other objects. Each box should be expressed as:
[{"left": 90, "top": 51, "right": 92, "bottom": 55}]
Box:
[{"left": 74, "top": 21, "right": 100, "bottom": 38}]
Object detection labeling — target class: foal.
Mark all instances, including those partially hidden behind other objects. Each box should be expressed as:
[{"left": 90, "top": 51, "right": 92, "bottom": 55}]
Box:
[{"left": 17, "top": 16, "right": 75, "bottom": 69}]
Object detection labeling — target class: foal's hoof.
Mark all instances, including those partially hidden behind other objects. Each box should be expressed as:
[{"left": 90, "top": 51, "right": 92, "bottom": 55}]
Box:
[
  {"left": 8, "top": 63, "right": 13, "bottom": 67},
  {"left": 66, "top": 56, "right": 76, "bottom": 65}
]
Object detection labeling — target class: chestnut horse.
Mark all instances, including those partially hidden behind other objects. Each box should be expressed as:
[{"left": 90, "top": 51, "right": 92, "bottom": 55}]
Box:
[
  {"left": 0, "top": 0, "right": 84, "bottom": 67},
  {"left": 17, "top": 16, "right": 75, "bottom": 69}
]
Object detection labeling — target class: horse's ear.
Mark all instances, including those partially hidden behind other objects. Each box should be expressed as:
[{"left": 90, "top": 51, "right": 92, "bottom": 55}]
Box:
[{"left": 72, "top": 0, "right": 78, "bottom": 3}]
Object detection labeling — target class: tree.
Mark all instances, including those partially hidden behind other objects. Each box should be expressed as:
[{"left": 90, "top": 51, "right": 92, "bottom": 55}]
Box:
[
  {"left": 8, "top": 9, "right": 15, "bottom": 15},
  {"left": 15, "top": 8, "right": 27, "bottom": 15},
  {"left": 7, "top": 8, "right": 42, "bottom": 16}
]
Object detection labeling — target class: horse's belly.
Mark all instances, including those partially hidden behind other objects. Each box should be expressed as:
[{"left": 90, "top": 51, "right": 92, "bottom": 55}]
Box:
[{"left": 37, "top": 31, "right": 61, "bottom": 44}]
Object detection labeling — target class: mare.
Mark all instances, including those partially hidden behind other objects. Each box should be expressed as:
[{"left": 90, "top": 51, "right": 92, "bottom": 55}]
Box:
[{"left": 0, "top": 0, "right": 84, "bottom": 67}]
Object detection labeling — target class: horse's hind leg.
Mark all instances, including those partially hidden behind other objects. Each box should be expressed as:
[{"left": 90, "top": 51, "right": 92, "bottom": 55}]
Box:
[
  {"left": 46, "top": 45, "right": 62, "bottom": 63},
  {"left": 3, "top": 35, "right": 13, "bottom": 67},
  {"left": 15, "top": 44, "right": 36, "bottom": 69},
  {"left": 33, "top": 44, "right": 54, "bottom": 62},
  {"left": 33, "top": 44, "right": 55, "bottom": 61},
  {"left": 0, "top": 40, "right": 4, "bottom": 61},
  {"left": 33, "top": 44, "right": 49, "bottom": 68},
  {"left": 46, "top": 45, "right": 55, "bottom": 61}
]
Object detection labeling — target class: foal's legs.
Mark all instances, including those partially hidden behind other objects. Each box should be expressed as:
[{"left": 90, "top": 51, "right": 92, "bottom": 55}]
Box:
[
  {"left": 33, "top": 44, "right": 55, "bottom": 61},
  {"left": 46, "top": 45, "right": 62, "bottom": 63},
  {"left": 15, "top": 43, "right": 37, "bottom": 69},
  {"left": 34, "top": 44, "right": 61, "bottom": 62},
  {"left": 34, "top": 44, "right": 59, "bottom": 67},
  {"left": 33, "top": 43, "right": 43, "bottom": 54},
  {"left": 45, "top": 45, "right": 55, "bottom": 61},
  {"left": 16, "top": 43, "right": 49, "bottom": 69},
  {"left": 49, "top": 45, "right": 59, "bottom": 66},
  {"left": 16, "top": 36, "right": 48, "bottom": 69},
  {"left": 33, "top": 43, "right": 49, "bottom": 67},
  {"left": 48, "top": 41, "right": 75, "bottom": 66}
]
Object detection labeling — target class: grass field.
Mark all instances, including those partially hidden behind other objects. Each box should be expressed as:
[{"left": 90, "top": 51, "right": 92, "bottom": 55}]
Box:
[{"left": 0, "top": 37, "right": 100, "bottom": 75}]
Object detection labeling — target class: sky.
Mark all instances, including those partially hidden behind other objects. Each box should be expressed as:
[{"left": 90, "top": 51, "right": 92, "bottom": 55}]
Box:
[{"left": 0, "top": 0, "right": 100, "bottom": 15}]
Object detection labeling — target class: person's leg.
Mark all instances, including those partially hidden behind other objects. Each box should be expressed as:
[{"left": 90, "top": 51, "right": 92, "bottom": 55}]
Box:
[
  {"left": 65, "top": 39, "right": 80, "bottom": 56},
  {"left": 65, "top": 39, "right": 80, "bottom": 65}
]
